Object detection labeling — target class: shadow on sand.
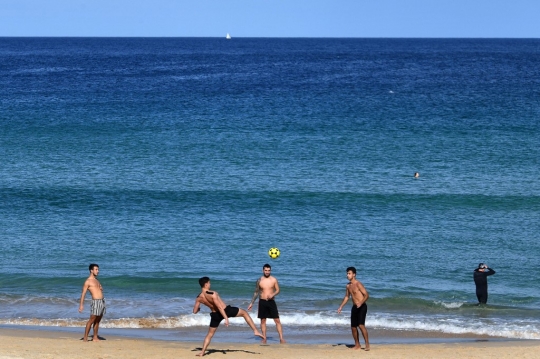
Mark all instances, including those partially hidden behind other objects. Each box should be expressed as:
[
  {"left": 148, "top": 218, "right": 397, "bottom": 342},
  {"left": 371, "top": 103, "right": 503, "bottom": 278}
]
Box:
[
  {"left": 80, "top": 335, "right": 106, "bottom": 341},
  {"left": 333, "top": 343, "right": 368, "bottom": 350},
  {"left": 192, "top": 347, "right": 260, "bottom": 356}
]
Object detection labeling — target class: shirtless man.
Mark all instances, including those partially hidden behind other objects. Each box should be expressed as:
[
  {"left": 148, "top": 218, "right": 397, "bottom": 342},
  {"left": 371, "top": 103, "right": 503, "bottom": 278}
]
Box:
[
  {"left": 247, "top": 263, "right": 285, "bottom": 343},
  {"left": 78, "top": 263, "right": 105, "bottom": 342},
  {"left": 337, "top": 266, "right": 370, "bottom": 351},
  {"left": 193, "top": 277, "right": 264, "bottom": 357}
]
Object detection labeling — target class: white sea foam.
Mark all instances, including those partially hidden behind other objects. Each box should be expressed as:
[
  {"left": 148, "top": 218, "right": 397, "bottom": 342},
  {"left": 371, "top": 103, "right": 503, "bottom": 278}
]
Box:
[
  {"left": 436, "top": 301, "right": 465, "bottom": 309},
  {"left": 2, "top": 311, "right": 539, "bottom": 340},
  {"left": 368, "top": 316, "right": 540, "bottom": 340}
]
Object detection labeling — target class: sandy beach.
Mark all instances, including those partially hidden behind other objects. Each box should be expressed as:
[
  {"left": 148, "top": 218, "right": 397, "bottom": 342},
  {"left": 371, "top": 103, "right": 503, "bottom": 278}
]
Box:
[{"left": 1, "top": 328, "right": 539, "bottom": 359}]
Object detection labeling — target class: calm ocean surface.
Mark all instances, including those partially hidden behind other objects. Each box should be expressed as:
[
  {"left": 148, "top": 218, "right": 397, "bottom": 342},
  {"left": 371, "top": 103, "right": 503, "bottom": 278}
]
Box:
[{"left": 0, "top": 38, "right": 539, "bottom": 341}]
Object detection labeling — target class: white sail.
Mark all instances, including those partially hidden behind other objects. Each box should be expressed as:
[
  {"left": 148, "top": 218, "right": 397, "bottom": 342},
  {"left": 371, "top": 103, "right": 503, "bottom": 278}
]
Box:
[{"left": 226, "top": 33, "right": 231, "bottom": 40}]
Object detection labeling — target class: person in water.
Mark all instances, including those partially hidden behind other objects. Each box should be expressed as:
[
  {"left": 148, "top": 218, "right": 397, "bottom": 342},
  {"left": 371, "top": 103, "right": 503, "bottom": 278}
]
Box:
[
  {"left": 473, "top": 263, "right": 496, "bottom": 304},
  {"left": 193, "top": 277, "right": 264, "bottom": 356}
]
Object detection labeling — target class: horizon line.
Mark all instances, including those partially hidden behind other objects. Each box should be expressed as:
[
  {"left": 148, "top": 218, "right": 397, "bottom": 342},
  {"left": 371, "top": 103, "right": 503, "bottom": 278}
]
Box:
[{"left": 1, "top": 36, "right": 539, "bottom": 39}]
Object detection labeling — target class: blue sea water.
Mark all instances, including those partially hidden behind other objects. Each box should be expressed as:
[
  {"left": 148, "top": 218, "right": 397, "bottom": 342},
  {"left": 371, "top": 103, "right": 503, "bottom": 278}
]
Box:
[{"left": 0, "top": 38, "right": 539, "bottom": 341}]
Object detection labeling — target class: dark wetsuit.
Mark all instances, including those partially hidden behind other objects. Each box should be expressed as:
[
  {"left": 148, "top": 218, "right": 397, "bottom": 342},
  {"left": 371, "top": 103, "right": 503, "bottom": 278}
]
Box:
[{"left": 473, "top": 268, "right": 495, "bottom": 304}]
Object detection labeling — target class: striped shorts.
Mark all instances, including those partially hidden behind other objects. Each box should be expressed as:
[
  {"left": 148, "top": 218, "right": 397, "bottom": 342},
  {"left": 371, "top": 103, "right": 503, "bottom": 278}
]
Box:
[{"left": 91, "top": 298, "right": 106, "bottom": 316}]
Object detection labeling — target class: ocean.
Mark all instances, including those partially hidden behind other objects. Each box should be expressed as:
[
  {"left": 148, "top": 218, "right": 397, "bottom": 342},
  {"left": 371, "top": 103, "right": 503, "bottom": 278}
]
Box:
[{"left": 0, "top": 37, "right": 539, "bottom": 342}]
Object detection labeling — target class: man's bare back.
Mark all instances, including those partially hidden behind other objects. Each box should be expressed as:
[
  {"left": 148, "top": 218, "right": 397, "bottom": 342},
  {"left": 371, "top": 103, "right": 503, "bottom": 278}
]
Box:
[
  {"left": 193, "top": 277, "right": 264, "bottom": 356},
  {"left": 195, "top": 290, "right": 225, "bottom": 313}
]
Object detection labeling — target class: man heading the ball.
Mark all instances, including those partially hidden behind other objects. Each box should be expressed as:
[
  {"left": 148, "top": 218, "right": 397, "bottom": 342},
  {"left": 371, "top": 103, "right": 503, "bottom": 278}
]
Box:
[
  {"left": 247, "top": 263, "right": 286, "bottom": 343},
  {"left": 337, "top": 266, "right": 370, "bottom": 351},
  {"left": 193, "top": 277, "right": 264, "bottom": 356}
]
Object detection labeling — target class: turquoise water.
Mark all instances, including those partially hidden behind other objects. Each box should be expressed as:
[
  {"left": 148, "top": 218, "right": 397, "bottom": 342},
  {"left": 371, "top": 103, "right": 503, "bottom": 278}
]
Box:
[{"left": 0, "top": 38, "right": 539, "bottom": 340}]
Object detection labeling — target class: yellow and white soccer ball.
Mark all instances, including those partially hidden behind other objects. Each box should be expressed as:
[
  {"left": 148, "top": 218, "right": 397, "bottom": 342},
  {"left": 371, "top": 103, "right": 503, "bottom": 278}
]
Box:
[{"left": 268, "top": 247, "right": 280, "bottom": 259}]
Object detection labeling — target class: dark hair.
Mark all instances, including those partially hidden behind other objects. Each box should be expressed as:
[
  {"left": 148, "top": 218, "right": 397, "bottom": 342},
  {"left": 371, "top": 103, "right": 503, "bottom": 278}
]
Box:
[
  {"left": 89, "top": 263, "right": 99, "bottom": 271},
  {"left": 199, "top": 276, "right": 210, "bottom": 288},
  {"left": 346, "top": 266, "right": 356, "bottom": 274},
  {"left": 263, "top": 263, "right": 272, "bottom": 269}
]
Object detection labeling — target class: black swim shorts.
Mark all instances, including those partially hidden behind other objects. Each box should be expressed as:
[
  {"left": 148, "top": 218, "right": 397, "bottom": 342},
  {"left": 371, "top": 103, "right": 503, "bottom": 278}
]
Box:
[
  {"left": 258, "top": 299, "right": 279, "bottom": 319},
  {"left": 350, "top": 303, "right": 367, "bottom": 327},
  {"left": 209, "top": 305, "right": 239, "bottom": 328}
]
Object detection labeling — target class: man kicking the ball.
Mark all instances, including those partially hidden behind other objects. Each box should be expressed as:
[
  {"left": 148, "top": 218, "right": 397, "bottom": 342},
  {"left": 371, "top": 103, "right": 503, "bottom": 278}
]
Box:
[
  {"left": 337, "top": 266, "right": 370, "bottom": 351},
  {"left": 193, "top": 277, "right": 265, "bottom": 357}
]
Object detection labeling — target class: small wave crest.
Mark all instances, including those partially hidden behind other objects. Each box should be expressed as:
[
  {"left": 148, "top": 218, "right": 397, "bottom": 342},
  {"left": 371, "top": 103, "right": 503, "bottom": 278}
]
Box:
[
  {"left": 368, "top": 315, "right": 540, "bottom": 340},
  {"left": 0, "top": 316, "right": 207, "bottom": 329},
  {"left": 2, "top": 312, "right": 539, "bottom": 340},
  {"left": 435, "top": 301, "right": 465, "bottom": 309}
]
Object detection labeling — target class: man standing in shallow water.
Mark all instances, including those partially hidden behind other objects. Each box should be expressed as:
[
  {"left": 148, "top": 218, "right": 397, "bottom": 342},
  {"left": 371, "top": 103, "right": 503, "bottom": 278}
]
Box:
[
  {"left": 247, "top": 263, "right": 286, "bottom": 344},
  {"left": 78, "top": 263, "right": 105, "bottom": 342},
  {"left": 474, "top": 263, "right": 496, "bottom": 305},
  {"left": 337, "top": 266, "right": 370, "bottom": 351}
]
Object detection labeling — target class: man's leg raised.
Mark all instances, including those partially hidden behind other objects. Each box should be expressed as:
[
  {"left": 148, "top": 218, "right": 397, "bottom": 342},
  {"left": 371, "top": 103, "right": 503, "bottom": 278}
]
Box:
[{"left": 236, "top": 309, "right": 265, "bottom": 340}]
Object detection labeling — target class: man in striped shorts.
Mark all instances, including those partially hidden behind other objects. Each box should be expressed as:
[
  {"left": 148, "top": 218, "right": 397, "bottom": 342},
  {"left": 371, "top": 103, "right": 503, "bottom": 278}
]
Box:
[{"left": 78, "top": 263, "right": 106, "bottom": 342}]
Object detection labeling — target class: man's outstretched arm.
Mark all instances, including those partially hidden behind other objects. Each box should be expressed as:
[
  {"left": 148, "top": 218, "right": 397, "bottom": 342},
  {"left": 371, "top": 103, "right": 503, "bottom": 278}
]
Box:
[
  {"left": 337, "top": 286, "right": 350, "bottom": 313},
  {"left": 78, "top": 281, "right": 88, "bottom": 313},
  {"left": 213, "top": 292, "right": 230, "bottom": 326}
]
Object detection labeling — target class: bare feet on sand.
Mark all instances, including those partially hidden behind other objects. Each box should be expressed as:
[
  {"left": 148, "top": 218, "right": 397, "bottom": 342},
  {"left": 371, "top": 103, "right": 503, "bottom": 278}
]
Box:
[{"left": 350, "top": 344, "right": 370, "bottom": 351}]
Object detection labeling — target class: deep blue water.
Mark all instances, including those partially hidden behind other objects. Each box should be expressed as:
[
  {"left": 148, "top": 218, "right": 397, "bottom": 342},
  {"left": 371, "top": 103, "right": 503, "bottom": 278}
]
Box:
[{"left": 0, "top": 38, "right": 539, "bottom": 340}]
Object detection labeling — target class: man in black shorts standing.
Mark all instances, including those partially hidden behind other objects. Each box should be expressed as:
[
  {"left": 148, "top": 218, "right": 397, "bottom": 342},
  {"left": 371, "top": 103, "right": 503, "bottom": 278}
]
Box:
[
  {"left": 193, "top": 277, "right": 264, "bottom": 357},
  {"left": 337, "top": 266, "right": 370, "bottom": 351},
  {"left": 247, "top": 264, "right": 285, "bottom": 343}
]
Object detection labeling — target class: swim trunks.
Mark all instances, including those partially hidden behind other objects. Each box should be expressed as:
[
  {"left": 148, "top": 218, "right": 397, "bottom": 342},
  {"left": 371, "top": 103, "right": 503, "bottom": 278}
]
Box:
[
  {"left": 209, "top": 305, "right": 239, "bottom": 328},
  {"left": 350, "top": 303, "right": 367, "bottom": 327},
  {"left": 258, "top": 299, "right": 279, "bottom": 319},
  {"left": 91, "top": 298, "right": 106, "bottom": 316}
]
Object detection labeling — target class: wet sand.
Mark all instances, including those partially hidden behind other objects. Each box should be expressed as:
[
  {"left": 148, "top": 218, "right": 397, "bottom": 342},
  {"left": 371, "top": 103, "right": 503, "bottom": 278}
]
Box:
[{"left": 1, "top": 327, "right": 539, "bottom": 359}]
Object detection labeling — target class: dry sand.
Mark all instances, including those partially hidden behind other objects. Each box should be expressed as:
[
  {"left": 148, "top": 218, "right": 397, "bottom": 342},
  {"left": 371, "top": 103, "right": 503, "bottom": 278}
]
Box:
[{"left": 1, "top": 328, "right": 539, "bottom": 359}]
